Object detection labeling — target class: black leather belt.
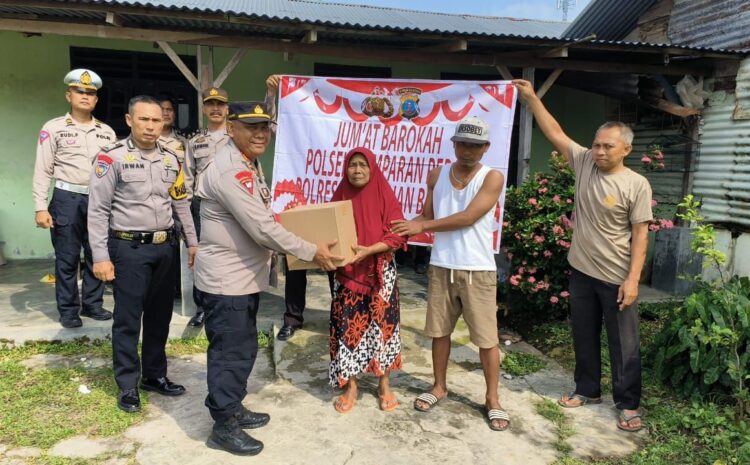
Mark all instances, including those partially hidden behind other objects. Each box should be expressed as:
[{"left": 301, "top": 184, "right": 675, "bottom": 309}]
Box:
[{"left": 111, "top": 229, "right": 174, "bottom": 245}]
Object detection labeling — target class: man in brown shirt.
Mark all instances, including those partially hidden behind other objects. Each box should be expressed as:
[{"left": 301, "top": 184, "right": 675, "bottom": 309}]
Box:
[
  {"left": 514, "top": 79, "right": 651, "bottom": 432},
  {"left": 194, "top": 101, "right": 340, "bottom": 455},
  {"left": 32, "top": 69, "right": 117, "bottom": 328}
]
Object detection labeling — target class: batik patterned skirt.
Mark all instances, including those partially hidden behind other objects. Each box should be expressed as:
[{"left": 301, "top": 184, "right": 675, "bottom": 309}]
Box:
[{"left": 328, "top": 260, "right": 402, "bottom": 387}]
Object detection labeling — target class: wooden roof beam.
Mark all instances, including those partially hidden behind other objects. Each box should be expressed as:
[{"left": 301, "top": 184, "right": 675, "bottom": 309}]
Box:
[
  {"left": 302, "top": 29, "right": 317, "bottom": 44},
  {"left": 536, "top": 68, "right": 562, "bottom": 99},
  {"left": 156, "top": 41, "right": 199, "bottom": 91},
  {"left": 421, "top": 39, "right": 467, "bottom": 53},
  {"left": 105, "top": 11, "right": 123, "bottom": 27}
]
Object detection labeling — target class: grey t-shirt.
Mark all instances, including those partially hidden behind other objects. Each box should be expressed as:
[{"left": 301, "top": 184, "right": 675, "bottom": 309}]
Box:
[{"left": 567, "top": 142, "right": 653, "bottom": 284}]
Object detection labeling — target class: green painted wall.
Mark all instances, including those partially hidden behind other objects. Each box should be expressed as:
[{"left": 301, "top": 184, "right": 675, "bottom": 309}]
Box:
[
  {"left": 528, "top": 85, "right": 608, "bottom": 174},
  {"left": 0, "top": 31, "right": 605, "bottom": 260}
]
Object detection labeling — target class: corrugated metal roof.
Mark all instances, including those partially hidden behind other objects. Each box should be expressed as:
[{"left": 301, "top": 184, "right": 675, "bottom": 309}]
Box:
[
  {"left": 668, "top": 0, "right": 750, "bottom": 51},
  {"left": 45, "top": 0, "right": 569, "bottom": 38},
  {"left": 562, "top": 0, "right": 657, "bottom": 41},
  {"left": 692, "top": 59, "right": 750, "bottom": 227}
]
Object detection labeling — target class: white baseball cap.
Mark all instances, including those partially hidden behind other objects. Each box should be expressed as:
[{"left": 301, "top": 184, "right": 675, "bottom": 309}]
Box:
[{"left": 451, "top": 116, "right": 490, "bottom": 144}]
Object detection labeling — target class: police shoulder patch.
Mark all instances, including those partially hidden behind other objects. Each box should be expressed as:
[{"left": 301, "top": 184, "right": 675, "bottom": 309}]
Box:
[
  {"left": 94, "top": 154, "right": 113, "bottom": 178},
  {"left": 39, "top": 130, "right": 50, "bottom": 145},
  {"left": 234, "top": 170, "right": 255, "bottom": 196}
]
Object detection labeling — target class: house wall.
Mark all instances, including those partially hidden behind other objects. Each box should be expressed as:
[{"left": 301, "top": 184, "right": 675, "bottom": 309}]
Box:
[{"left": 0, "top": 31, "right": 606, "bottom": 260}]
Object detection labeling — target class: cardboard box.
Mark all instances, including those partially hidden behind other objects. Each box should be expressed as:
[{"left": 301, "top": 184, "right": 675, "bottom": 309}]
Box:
[{"left": 279, "top": 200, "right": 358, "bottom": 270}]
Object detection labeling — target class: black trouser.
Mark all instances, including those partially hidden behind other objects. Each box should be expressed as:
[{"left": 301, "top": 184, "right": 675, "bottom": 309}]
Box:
[
  {"left": 283, "top": 259, "right": 335, "bottom": 328},
  {"left": 569, "top": 268, "right": 641, "bottom": 410},
  {"left": 109, "top": 237, "right": 177, "bottom": 390},
  {"left": 202, "top": 291, "right": 260, "bottom": 422},
  {"left": 48, "top": 188, "right": 104, "bottom": 320},
  {"left": 190, "top": 198, "right": 203, "bottom": 309}
]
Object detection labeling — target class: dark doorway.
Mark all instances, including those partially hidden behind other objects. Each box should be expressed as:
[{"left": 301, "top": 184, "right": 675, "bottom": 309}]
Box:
[
  {"left": 70, "top": 47, "right": 198, "bottom": 137},
  {"left": 441, "top": 71, "right": 520, "bottom": 186}
]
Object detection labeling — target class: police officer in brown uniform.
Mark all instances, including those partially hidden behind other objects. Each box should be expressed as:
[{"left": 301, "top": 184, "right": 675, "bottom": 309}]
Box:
[
  {"left": 158, "top": 95, "right": 188, "bottom": 161},
  {"left": 194, "top": 101, "right": 340, "bottom": 455},
  {"left": 183, "top": 87, "right": 230, "bottom": 326},
  {"left": 88, "top": 95, "right": 198, "bottom": 413},
  {"left": 33, "top": 69, "right": 117, "bottom": 328}
]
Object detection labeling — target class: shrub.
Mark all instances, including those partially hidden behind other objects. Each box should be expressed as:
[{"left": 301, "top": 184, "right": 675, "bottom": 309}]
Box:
[
  {"left": 502, "top": 151, "right": 575, "bottom": 327},
  {"left": 652, "top": 195, "right": 750, "bottom": 422}
]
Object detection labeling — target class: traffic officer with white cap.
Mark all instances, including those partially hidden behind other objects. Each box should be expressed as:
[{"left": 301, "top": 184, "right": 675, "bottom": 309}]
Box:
[
  {"left": 32, "top": 68, "right": 117, "bottom": 328},
  {"left": 88, "top": 95, "right": 198, "bottom": 413},
  {"left": 183, "top": 86, "right": 230, "bottom": 327},
  {"left": 194, "top": 101, "right": 340, "bottom": 455}
]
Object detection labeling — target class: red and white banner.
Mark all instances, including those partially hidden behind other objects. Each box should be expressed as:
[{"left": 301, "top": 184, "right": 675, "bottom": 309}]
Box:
[{"left": 271, "top": 76, "right": 516, "bottom": 251}]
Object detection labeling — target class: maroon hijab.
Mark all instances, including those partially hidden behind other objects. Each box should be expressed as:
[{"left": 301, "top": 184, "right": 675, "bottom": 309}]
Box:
[{"left": 331, "top": 147, "right": 406, "bottom": 293}]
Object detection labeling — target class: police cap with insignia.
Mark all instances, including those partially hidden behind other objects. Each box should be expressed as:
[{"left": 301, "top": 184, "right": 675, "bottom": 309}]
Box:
[
  {"left": 227, "top": 101, "right": 275, "bottom": 125},
  {"left": 64, "top": 69, "right": 103, "bottom": 91},
  {"left": 202, "top": 87, "right": 229, "bottom": 103}
]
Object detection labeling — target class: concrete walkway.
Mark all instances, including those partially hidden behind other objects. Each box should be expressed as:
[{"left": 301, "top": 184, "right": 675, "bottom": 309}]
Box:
[{"left": 0, "top": 260, "right": 645, "bottom": 464}]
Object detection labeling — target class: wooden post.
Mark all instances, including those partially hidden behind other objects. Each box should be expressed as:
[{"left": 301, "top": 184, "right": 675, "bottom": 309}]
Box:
[
  {"left": 196, "top": 45, "right": 203, "bottom": 129},
  {"left": 516, "top": 67, "right": 535, "bottom": 184}
]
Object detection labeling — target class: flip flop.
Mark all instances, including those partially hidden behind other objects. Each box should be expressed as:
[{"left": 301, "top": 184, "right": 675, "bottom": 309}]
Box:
[
  {"left": 558, "top": 391, "right": 603, "bottom": 408},
  {"left": 333, "top": 395, "right": 356, "bottom": 414},
  {"left": 414, "top": 392, "right": 445, "bottom": 412},
  {"left": 617, "top": 410, "right": 643, "bottom": 432},
  {"left": 379, "top": 392, "right": 399, "bottom": 412},
  {"left": 485, "top": 407, "right": 511, "bottom": 431}
]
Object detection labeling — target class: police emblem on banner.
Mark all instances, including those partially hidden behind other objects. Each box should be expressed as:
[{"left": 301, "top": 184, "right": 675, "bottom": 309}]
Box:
[
  {"left": 95, "top": 154, "right": 113, "bottom": 178},
  {"left": 397, "top": 87, "right": 422, "bottom": 120},
  {"left": 361, "top": 86, "right": 394, "bottom": 118},
  {"left": 235, "top": 170, "right": 255, "bottom": 195}
]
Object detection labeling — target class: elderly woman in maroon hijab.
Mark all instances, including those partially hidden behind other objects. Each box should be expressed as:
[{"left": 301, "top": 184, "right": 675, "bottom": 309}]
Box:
[{"left": 328, "top": 147, "right": 407, "bottom": 413}]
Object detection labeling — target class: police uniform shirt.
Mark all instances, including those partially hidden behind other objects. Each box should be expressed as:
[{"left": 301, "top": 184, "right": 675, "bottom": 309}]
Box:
[
  {"left": 184, "top": 128, "right": 229, "bottom": 197},
  {"left": 32, "top": 113, "right": 116, "bottom": 210},
  {"left": 158, "top": 129, "right": 188, "bottom": 162},
  {"left": 194, "top": 139, "right": 316, "bottom": 296},
  {"left": 87, "top": 138, "right": 198, "bottom": 263}
]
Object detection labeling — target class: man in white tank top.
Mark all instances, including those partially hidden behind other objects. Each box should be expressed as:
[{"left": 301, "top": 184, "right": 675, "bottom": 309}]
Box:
[{"left": 392, "top": 117, "right": 509, "bottom": 431}]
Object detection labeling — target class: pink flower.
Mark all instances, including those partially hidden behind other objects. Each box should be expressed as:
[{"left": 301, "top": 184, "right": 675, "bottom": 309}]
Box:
[
  {"left": 561, "top": 215, "right": 574, "bottom": 230},
  {"left": 517, "top": 267, "right": 526, "bottom": 274},
  {"left": 649, "top": 223, "right": 659, "bottom": 232},
  {"left": 641, "top": 156, "right": 652, "bottom": 164},
  {"left": 651, "top": 199, "right": 658, "bottom": 208},
  {"left": 654, "top": 151, "right": 664, "bottom": 160},
  {"left": 509, "top": 275, "right": 521, "bottom": 286},
  {"left": 543, "top": 250, "right": 553, "bottom": 258},
  {"left": 528, "top": 267, "right": 538, "bottom": 274},
  {"left": 560, "top": 291, "right": 570, "bottom": 298},
  {"left": 566, "top": 198, "right": 573, "bottom": 204},
  {"left": 556, "top": 240, "right": 572, "bottom": 249},
  {"left": 659, "top": 219, "right": 674, "bottom": 229},
  {"left": 552, "top": 225, "right": 564, "bottom": 236},
  {"left": 550, "top": 296, "right": 559, "bottom": 304},
  {"left": 540, "top": 179, "right": 549, "bottom": 185},
  {"left": 527, "top": 276, "right": 536, "bottom": 284},
  {"left": 538, "top": 187, "right": 548, "bottom": 194},
  {"left": 534, "top": 235, "right": 545, "bottom": 244},
  {"left": 552, "top": 195, "right": 561, "bottom": 203},
  {"left": 532, "top": 252, "right": 539, "bottom": 257},
  {"left": 503, "top": 221, "right": 509, "bottom": 228},
  {"left": 657, "top": 162, "right": 665, "bottom": 169},
  {"left": 528, "top": 198, "right": 538, "bottom": 206}
]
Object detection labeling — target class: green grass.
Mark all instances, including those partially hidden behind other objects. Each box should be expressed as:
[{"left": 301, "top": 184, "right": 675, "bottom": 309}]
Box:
[
  {"left": 0, "top": 361, "right": 146, "bottom": 449},
  {"left": 0, "top": 331, "right": 272, "bottom": 452},
  {"left": 536, "top": 398, "right": 575, "bottom": 455},
  {"left": 527, "top": 301, "right": 750, "bottom": 465},
  {"left": 502, "top": 351, "right": 547, "bottom": 377}
]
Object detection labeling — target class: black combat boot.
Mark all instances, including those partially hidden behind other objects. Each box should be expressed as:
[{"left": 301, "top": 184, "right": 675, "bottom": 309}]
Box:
[{"left": 206, "top": 416, "right": 263, "bottom": 456}]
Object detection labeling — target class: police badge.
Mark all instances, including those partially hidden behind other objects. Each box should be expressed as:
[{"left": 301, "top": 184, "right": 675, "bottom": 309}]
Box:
[
  {"left": 361, "top": 86, "right": 394, "bottom": 118},
  {"left": 397, "top": 87, "right": 422, "bottom": 120}
]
